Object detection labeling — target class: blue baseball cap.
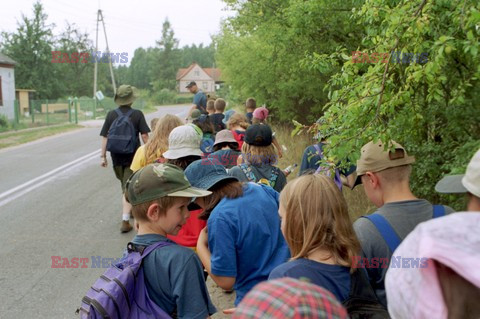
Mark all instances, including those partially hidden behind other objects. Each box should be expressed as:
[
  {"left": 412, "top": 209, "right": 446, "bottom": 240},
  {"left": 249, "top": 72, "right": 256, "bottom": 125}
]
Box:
[{"left": 184, "top": 158, "right": 239, "bottom": 190}]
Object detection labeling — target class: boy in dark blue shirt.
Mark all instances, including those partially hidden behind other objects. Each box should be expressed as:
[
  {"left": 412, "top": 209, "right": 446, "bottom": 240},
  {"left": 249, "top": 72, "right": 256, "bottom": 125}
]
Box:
[
  {"left": 209, "top": 98, "right": 226, "bottom": 133},
  {"left": 125, "top": 163, "right": 216, "bottom": 318},
  {"left": 245, "top": 97, "right": 256, "bottom": 124}
]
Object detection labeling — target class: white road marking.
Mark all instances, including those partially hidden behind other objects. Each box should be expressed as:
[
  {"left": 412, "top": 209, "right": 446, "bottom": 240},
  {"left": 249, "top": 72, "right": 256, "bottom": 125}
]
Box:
[{"left": 0, "top": 149, "right": 100, "bottom": 208}]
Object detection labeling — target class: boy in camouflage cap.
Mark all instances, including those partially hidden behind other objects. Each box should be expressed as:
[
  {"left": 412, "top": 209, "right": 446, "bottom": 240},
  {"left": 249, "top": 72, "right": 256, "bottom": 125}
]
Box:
[{"left": 124, "top": 163, "right": 217, "bottom": 317}]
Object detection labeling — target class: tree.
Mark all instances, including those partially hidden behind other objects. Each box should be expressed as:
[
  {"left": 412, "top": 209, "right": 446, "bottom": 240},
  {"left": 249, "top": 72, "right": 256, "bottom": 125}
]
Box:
[
  {"left": 128, "top": 47, "right": 157, "bottom": 89},
  {"left": 295, "top": 0, "right": 480, "bottom": 208},
  {"left": 54, "top": 22, "right": 94, "bottom": 97},
  {"left": 180, "top": 43, "right": 216, "bottom": 68},
  {"left": 0, "top": 1, "right": 58, "bottom": 99},
  {"left": 152, "top": 18, "right": 180, "bottom": 90},
  {"left": 216, "top": 0, "right": 365, "bottom": 122}
]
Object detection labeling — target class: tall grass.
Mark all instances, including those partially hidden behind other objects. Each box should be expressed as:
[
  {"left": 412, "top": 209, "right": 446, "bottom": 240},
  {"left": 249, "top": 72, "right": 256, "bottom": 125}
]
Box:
[{"left": 271, "top": 123, "right": 375, "bottom": 221}]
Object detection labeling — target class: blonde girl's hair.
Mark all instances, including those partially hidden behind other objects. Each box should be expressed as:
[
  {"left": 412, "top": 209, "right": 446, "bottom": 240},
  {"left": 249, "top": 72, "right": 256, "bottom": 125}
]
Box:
[
  {"left": 144, "top": 114, "right": 183, "bottom": 164},
  {"left": 241, "top": 141, "right": 277, "bottom": 165},
  {"left": 280, "top": 174, "right": 360, "bottom": 268},
  {"left": 227, "top": 113, "right": 249, "bottom": 130}
]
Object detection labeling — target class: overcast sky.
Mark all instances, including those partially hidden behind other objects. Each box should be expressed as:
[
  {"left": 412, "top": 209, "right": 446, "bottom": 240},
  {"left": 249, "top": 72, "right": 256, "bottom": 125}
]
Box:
[{"left": 0, "top": 0, "right": 232, "bottom": 65}]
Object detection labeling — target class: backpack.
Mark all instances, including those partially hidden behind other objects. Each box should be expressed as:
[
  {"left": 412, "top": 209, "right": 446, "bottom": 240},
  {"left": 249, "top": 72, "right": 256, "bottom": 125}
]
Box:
[
  {"left": 106, "top": 108, "right": 137, "bottom": 154},
  {"left": 240, "top": 163, "right": 280, "bottom": 189},
  {"left": 313, "top": 144, "right": 343, "bottom": 190},
  {"left": 362, "top": 205, "right": 446, "bottom": 253},
  {"left": 342, "top": 268, "right": 390, "bottom": 319},
  {"left": 200, "top": 132, "right": 215, "bottom": 155},
  {"left": 76, "top": 241, "right": 173, "bottom": 319}
]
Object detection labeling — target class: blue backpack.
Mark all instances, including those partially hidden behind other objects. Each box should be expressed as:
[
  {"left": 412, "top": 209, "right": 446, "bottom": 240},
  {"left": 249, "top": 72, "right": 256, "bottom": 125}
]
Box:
[
  {"left": 240, "top": 163, "right": 280, "bottom": 189},
  {"left": 76, "top": 241, "right": 172, "bottom": 319},
  {"left": 106, "top": 108, "right": 137, "bottom": 154},
  {"left": 313, "top": 144, "right": 343, "bottom": 190},
  {"left": 200, "top": 132, "right": 215, "bottom": 155},
  {"left": 362, "top": 205, "right": 446, "bottom": 252}
]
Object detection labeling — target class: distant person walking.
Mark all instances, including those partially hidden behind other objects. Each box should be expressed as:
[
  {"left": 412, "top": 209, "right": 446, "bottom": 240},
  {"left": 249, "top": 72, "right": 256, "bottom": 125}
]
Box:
[
  {"left": 186, "top": 81, "right": 207, "bottom": 119},
  {"left": 100, "top": 85, "right": 150, "bottom": 233}
]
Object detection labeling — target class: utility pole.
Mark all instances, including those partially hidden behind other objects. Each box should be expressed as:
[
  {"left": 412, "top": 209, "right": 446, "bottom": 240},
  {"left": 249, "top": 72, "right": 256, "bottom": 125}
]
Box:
[
  {"left": 93, "top": 9, "right": 117, "bottom": 110},
  {"left": 93, "top": 10, "right": 99, "bottom": 110},
  {"left": 99, "top": 10, "right": 117, "bottom": 93}
]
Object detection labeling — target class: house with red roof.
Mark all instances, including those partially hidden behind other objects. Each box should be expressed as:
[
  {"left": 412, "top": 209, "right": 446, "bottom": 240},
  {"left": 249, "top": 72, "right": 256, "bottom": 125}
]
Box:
[{"left": 176, "top": 62, "right": 222, "bottom": 93}]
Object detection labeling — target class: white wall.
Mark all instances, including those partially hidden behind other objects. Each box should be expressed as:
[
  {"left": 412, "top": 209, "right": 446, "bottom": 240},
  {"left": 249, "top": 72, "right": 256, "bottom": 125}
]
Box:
[
  {"left": 178, "top": 65, "right": 215, "bottom": 93},
  {"left": 0, "top": 66, "right": 15, "bottom": 120}
]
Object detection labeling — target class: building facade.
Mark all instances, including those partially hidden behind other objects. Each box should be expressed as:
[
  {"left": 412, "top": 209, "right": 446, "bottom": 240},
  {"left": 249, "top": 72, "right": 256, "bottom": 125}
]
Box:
[
  {"left": 0, "top": 53, "right": 17, "bottom": 120},
  {"left": 176, "top": 63, "right": 222, "bottom": 93}
]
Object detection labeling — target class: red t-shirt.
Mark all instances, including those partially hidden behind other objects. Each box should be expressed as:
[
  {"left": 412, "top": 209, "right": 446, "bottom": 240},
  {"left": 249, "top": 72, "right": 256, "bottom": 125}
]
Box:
[
  {"left": 232, "top": 129, "right": 246, "bottom": 149},
  {"left": 167, "top": 209, "right": 206, "bottom": 248}
]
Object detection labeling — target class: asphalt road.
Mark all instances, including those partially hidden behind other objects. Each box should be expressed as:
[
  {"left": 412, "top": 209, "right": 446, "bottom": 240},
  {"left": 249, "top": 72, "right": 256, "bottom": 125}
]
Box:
[{"left": 0, "top": 105, "right": 211, "bottom": 318}]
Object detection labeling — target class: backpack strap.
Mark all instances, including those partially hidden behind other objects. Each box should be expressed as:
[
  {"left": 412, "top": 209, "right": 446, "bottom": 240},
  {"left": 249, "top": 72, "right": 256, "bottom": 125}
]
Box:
[
  {"left": 313, "top": 143, "right": 322, "bottom": 155},
  {"left": 432, "top": 205, "right": 445, "bottom": 218},
  {"left": 313, "top": 144, "right": 324, "bottom": 174},
  {"left": 362, "top": 214, "right": 401, "bottom": 253},
  {"left": 269, "top": 167, "right": 280, "bottom": 188},
  {"left": 115, "top": 108, "right": 134, "bottom": 117},
  {"left": 127, "top": 241, "right": 172, "bottom": 259},
  {"left": 240, "top": 163, "right": 256, "bottom": 183}
]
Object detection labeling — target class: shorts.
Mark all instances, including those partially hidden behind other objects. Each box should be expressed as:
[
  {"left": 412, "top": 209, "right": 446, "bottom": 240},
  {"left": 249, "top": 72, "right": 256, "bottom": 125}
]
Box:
[{"left": 113, "top": 165, "right": 133, "bottom": 192}]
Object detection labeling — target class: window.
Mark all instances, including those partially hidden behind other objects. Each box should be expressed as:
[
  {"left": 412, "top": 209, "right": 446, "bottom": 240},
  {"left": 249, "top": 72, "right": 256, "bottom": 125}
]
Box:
[
  {"left": 0, "top": 76, "right": 3, "bottom": 106},
  {"left": 203, "top": 82, "right": 208, "bottom": 90},
  {"left": 194, "top": 70, "right": 200, "bottom": 76}
]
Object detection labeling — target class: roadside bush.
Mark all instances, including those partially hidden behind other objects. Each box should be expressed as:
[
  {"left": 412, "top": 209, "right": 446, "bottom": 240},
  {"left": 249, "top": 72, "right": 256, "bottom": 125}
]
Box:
[
  {"left": 152, "top": 89, "right": 176, "bottom": 105},
  {"left": 0, "top": 114, "right": 11, "bottom": 132}
]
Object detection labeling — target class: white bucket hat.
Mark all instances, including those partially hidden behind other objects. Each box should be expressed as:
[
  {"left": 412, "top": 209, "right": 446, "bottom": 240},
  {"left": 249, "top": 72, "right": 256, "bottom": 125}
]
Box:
[
  {"left": 162, "top": 125, "right": 202, "bottom": 159},
  {"left": 435, "top": 149, "right": 480, "bottom": 198}
]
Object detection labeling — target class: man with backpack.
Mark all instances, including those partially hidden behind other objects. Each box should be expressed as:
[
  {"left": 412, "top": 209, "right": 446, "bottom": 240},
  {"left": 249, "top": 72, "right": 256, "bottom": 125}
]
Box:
[
  {"left": 185, "top": 81, "right": 207, "bottom": 119},
  {"left": 100, "top": 84, "right": 150, "bottom": 233},
  {"left": 352, "top": 140, "right": 454, "bottom": 308}
]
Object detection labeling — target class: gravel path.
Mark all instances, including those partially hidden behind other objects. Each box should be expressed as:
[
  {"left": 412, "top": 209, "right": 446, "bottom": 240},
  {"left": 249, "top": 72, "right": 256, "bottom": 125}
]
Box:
[{"left": 207, "top": 277, "right": 236, "bottom": 318}]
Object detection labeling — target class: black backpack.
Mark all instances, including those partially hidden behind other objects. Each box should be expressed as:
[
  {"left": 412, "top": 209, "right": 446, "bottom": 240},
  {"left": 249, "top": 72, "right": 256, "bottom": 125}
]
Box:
[
  {"left": 342, "top": 268, "right": 390, "bottom": 319},
  {"left": 106, "top": 108, "right": 137, "bottom": 154}
]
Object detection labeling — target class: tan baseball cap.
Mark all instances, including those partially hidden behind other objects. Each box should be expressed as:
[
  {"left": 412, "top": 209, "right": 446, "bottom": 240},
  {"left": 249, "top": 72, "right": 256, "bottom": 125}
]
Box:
[{"left": 354, "top": 140, "right": 415, "bottom": 186}]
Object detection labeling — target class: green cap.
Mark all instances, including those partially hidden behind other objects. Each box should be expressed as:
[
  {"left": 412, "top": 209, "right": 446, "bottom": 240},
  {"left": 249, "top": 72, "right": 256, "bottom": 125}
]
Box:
[
  {"left": 126, "top": 163, "right": 212, "bottom": 205},
  {"left": 114, "top": 84, "right": 137, "bottom": 106},
  {"left": 189, "top": 109, "right": 202, "bottom": 121}
]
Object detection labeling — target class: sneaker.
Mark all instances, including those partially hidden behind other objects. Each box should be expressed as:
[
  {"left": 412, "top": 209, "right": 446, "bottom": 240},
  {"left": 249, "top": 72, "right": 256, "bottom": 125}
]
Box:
[{"left": 120, "top": 220, "right": 133, "bottom": 233}]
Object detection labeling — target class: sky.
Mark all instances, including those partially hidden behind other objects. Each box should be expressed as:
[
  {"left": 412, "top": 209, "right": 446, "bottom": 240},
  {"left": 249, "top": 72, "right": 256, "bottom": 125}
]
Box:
[{"left": 0, "top": 0, "right": 233, "bottom": 65}]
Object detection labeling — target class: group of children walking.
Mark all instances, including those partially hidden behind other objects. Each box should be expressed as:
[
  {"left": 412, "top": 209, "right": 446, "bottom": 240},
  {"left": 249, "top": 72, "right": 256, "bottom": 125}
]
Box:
[{"left": 90, "top": 85, "right": 480, "bottom": 319}]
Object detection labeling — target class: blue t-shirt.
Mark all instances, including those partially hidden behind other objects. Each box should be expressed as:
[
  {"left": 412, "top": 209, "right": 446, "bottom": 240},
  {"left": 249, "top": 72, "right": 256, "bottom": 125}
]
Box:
[
  {"left": 131, "top": 234, "right": 216, "bottom": 318},
  {"left": 245, "top": 112, "right": 253, "bottom": 124},
  {"left": 299, "top": 142, "right": 356, "bottom": 176},
  {"left": 208, "top": 149, "right": 240, "bottom": 168},
  {"left": 269, "top": 258, "right": 351, "bottom": 302},
  {"left": 207, "top": 183, "right": 290, "bottom": 305},
  {"left": 209, "top": 113, "right": 226, "bottom": 133},
  {"left": 193, "top": 90, "right": 207, "bottom": 114}
]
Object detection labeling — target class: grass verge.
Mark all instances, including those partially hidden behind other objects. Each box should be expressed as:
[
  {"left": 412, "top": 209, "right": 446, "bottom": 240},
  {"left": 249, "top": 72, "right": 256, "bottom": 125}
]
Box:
[{"left": 0, "top": 124, "right": 82, "bottom": 149}]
